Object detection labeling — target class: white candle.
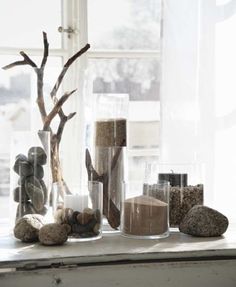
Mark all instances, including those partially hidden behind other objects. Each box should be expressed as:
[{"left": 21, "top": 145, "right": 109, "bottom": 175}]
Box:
[{"left": 64, "top": 194, "right": 88, "bottom": 212}]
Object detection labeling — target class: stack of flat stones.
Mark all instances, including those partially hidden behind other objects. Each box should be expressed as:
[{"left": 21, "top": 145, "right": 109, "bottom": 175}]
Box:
[
  {"left": 54, "top": 207, "right": 101, "bottom": 239},
  {"left": 13, "top": 146, "right": 48, "bottom": 221}
]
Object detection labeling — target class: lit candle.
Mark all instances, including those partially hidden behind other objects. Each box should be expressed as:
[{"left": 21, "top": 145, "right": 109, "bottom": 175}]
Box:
[{"left": 64, "top": 194, "right": 88, "bottom": 212}]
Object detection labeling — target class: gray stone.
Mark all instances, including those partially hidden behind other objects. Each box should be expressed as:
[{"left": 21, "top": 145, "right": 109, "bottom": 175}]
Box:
[
  {"left": 28, "top": 146, "right": 47, "bottom": 165},
  {"left": 39, "top": 223, "right": 68, "bottom": 245},
  {"left": 13, "top": 159, "right": 33, "bottom": 177},
  {"left": 15, "top": 154, "right": 28, "bottom": 162},
  {"left": 16, "top": 202, "right": 36, "bottom": 221},
  {"left": 179, "top": 205, "right": 229, "bottom": 237},
  {"left": 39, "top": 179, "right": 48, "bottom": 204},
  {"left": 34, "top": 164, "right": 44, "bottom": 179},
  {"left": 13, "top": 186, "right": 29, "bottom": 203},
  {"left": 25, "top": 182, "right": 44, "bottom": 212},
  {"left": 14, "top": 214, "right": 44, "bottom": 242}
]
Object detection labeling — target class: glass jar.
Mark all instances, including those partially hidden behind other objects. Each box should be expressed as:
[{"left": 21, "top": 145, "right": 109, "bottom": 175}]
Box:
[
  {"left": 144, "top": 163, "right": 204, "bottom": 228},
  {"left": 87, "top": 93, "right": 129, "bottom": 232},
  {"left": 53, "top": 181, "right": 103, "bottom": 241},
  {"left": 10, "top": 130, "right": 51, "bottom": 224},
  {"left": 121, "top": 180, "right": 169, "bottom": 239}
]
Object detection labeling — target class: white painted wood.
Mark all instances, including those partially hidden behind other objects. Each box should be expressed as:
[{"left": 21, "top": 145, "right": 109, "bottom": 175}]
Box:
[
  {"left": 0, "top": 260, "right": 236, "bottom": 287},
  {"left": 0, "top": 225, "right": 236, "bottom": 270}
]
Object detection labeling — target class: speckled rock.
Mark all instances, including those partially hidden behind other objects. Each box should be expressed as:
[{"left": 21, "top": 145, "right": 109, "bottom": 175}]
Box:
[
  {"left": 179, "top": 205, "right": 229, "bottom": 237},
  {"left": 14, "top": 214, "right": 44, "bottom": 242},
  {"left": 39, "top": 223, "right": 68, "bottom": 245}
]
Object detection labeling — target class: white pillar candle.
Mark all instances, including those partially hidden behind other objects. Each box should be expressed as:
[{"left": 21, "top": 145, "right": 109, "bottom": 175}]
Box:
[{"left": 64, "top": 194, "right": 88, "bottom": 212}]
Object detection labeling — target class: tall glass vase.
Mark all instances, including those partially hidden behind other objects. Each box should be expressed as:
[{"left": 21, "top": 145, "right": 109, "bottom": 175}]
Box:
[
  {"left": 10, "top": 130, "right": 51, "bottom": 225},
  {"left": 89, "top": 94, "right": 129, "bottom": 233}
]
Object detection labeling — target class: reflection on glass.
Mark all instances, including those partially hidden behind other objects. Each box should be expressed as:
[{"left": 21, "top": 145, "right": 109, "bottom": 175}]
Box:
[
  {"left": 0, "top": 0, "right": 62, "bottom": 48},
  {"left": 89, "top": 58, "right": 160, "bottom": 101},
  {"left": 88, "top": 0, "right": 161, "bottom": 50}
]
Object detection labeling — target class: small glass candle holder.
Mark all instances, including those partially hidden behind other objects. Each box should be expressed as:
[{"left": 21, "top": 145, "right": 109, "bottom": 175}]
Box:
[
  {"left": 53, "top": 181, "right": 103, "bottom": 242},
  {"left": 121, "top": 180, "right": 169, "bottom": 239},
  {"left": 10, "top": 130, "right": 51, "bottom": 225}
]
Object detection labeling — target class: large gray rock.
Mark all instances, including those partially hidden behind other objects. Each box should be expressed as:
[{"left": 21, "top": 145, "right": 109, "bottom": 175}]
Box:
[
  {"left": 14, "top": 214, "right": 44, "bottom": 242},
  {"left": 179, "top": 205, "right": 229, "bottom": 237},
  {"left": 39, "top": 223, "right": 68, "bottom": 246}
]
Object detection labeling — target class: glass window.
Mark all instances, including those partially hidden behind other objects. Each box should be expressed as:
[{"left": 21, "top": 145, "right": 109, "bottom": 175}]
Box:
[
  {"left": 88, "top": 0, "right": 161, "bottom": 50},
  {"left": 0, "top": 0, "right": 62, "bottom": 48},
  {"left": 89, "top": 58, "right": 160, "bottom": 101}
]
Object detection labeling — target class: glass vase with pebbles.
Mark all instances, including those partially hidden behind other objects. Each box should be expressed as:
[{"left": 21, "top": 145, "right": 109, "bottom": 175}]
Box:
[
  {"left": 143, "top": 163, "right": 204, "bottom": 229},
  {"left": 53, "top": 181, "right": 103, "bottom": 241},
  {"left": 10, "top": 131, "right": 51, "bottom": 225}
]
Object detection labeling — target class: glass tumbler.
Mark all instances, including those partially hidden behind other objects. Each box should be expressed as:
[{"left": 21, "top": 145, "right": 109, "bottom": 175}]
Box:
[{"left": 121, "top": 180, "right": 169, "bottom": 239}]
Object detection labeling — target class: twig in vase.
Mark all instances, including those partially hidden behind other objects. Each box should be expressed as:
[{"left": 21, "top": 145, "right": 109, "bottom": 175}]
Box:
[
  {"left": 85, "top": 148, "right": 122, "bottom": 229},
  {"left": 2, "top": 32, "right": 90, "bottom": 198}
]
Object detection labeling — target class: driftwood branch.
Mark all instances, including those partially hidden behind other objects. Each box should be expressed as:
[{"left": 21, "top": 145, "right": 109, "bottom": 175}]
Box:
[
  {"left": 85, "top": 148, "right": 121, "bottom": 229},
  {"left": 40, "top": 31, "right": 49, "bottom": 69},
  {"left": 43, "top": 89, "right": 77, "bottom": 130},
  {"left": 50, "top": 43, "right": 90, "bottom": 100},
  {"left": 2, "top": 32, "right": 90, "bottom": 192}
]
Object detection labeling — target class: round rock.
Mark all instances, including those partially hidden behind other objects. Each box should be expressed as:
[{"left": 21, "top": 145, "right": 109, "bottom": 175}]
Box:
[
  {"left": 39, "top": 223, "right": 68, "bottom": 245},
  {"left": 28, "top": 146, "right": 47, "bottom": 165},
  {"left": 25, "top": 182, "right": 44, "bottom": 212},
  {"left": 179, "top": 205, "right": 229, "bottom": 237},
  {"left": 13, "top": 159, "right": 33, "bottom": 177},
  {"left": 14, "top": 214, "right": 44, "bottom": 242},
  {"left": 16, "top": 202, "right": 36, "bottom": 221},
  {"left": 13, "top": 186, "right": 29, "bottom": 203}
]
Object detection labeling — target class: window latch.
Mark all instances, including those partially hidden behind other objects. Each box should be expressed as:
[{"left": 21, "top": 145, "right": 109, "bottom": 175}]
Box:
[{"left": 58, "top": 26, "right": 77, "bottom": 39}]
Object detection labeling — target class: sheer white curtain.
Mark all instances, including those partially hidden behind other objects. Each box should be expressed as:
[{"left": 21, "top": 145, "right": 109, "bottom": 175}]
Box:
[{"left": 160, "top": 0, "right": 236, "bottom": 222}]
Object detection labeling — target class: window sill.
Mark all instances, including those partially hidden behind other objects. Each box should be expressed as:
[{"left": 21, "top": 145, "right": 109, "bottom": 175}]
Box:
[{"left": 0, "top": 224, "right": 236, "bottom": 270}]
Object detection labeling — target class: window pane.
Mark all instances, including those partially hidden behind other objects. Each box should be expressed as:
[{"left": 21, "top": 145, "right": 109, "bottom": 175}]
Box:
[
  {"left": 89, "top": 58, "right": 160, "bottom": 101},
  {"left": 88, "top": 0, "right": 161, "bottom": 50},
  {"left": 0, "top": 0, "right": 62, "bottom": 48}
]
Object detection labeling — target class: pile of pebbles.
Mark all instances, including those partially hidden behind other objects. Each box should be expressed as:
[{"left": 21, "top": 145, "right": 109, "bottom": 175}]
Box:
[
  {"left": 54, "top": 207, "right": 101, "bottom": 239},
  {"left": 13, "top": 146, "right": 48, "bottom": 221}
]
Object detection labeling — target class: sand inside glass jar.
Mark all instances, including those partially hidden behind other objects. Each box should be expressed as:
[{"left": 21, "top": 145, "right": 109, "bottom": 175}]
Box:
[{"left": 122, "top": 195, "right": 168, "bottom": 236}]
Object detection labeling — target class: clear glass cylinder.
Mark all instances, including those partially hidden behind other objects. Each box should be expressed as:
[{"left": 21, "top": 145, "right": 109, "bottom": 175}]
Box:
[
  {"left": 53, "top": 181, "right": 103, "bottom": 241},
  {"left": 89, "top": 94, "right": 129, "bottom": 232},
  {"left": 10, "top": 130, "right": 51, "bottom": 224},
  {"left": 144, "top": 163, "right": 204, "bottom": 228},
  {"left": 121, "top": 180, "right": 169, "bottom": 239}
]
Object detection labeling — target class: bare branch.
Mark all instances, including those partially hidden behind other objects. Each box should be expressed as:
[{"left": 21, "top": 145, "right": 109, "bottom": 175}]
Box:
[
  {"left": 50, "top": 43, "right": 90, "bottom": 100},
  {"left": 40, "top": 32, "right": 49, "bottom": 69},
  {"left": 67, "top": 112, "right": 76, "bottom": 120},
  {"left": 2, "top": 61, "right": 28, "bottom": 70},
  {"left": 43, "top": 89, "right": 76, "bottom": 130},
  {"left": 19, "top": 51, "right": 37, "bottom": 68}
]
